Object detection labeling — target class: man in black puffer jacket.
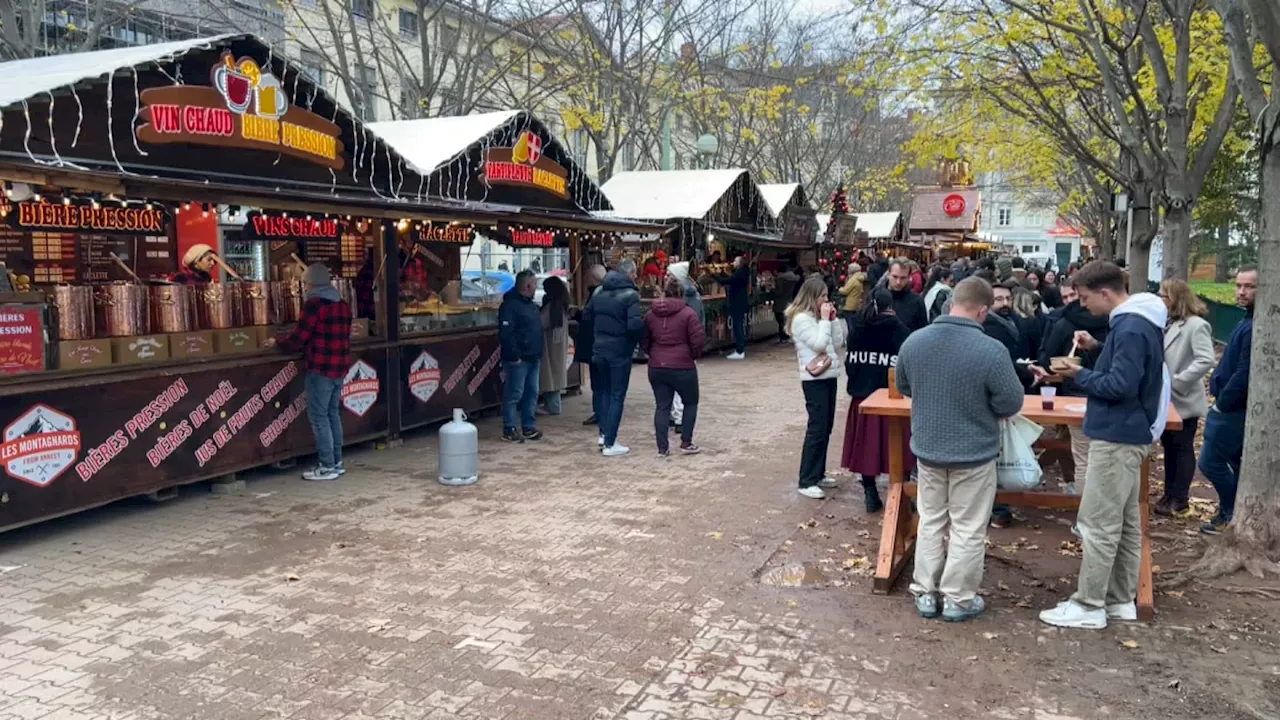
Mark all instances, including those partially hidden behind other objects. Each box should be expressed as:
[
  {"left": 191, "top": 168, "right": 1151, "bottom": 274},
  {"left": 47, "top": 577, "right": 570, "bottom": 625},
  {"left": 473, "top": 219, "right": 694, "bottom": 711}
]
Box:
[
  {"left": 575, "top": 264, "right": 607, "bottom": 426},
  {"left": 583, "top": 259, "right": 644, "bottom": 456}
]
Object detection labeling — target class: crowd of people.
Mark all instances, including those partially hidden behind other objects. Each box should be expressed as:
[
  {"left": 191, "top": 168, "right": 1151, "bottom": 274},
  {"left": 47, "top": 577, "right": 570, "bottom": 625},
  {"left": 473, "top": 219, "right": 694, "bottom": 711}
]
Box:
[
  {"left": 783, "top": 249, "right": 1257, "bottom": 628},
  {"left": 487, "top": 247, "right": 1256, "bottom": 629}
]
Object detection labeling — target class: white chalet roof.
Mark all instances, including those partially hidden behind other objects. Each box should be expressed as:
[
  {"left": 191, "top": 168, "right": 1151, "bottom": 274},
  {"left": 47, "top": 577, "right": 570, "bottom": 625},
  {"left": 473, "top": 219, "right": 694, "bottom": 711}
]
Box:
[
  {"left": 855, "top": 212, "right": 902, "bottom": 239},
  {"left": 814, "top": 211, "right": 903, "bottom": 242},
  {"left": 599, "top": 169, "right": 749, "bottom": 220},
  {"left": 368, "top": 110, "right": 520, "bottom": 173},
  {"left": 0, "top": 35, "right": 239, "bottom": 110},
  {"left": 758, "top": 183, "right": 801, "bottom": 217}
]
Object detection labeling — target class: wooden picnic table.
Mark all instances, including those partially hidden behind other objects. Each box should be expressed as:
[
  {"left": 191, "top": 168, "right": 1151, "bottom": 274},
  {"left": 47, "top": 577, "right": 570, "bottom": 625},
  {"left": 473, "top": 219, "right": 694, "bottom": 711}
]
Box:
[{"left": 860, "top": 388, "right": 1183, "bottom": 621}]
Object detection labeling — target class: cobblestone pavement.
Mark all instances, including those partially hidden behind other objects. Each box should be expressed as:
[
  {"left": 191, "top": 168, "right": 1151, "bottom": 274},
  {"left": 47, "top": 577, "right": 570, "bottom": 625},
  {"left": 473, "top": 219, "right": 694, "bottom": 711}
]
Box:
[{"left": 0, "top": 345, "right": 1272, "bottom": 720}]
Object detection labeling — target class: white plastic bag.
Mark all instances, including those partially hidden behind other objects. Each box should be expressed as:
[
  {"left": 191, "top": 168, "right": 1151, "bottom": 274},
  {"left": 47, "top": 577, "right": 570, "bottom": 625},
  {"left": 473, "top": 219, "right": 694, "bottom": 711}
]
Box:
[{"left": 996, "top": 415, "right": 1044, "bottom": 490}]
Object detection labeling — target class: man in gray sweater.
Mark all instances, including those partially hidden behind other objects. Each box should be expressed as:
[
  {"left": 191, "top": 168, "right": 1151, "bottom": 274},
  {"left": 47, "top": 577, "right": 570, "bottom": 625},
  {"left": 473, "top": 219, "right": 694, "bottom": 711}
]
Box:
[{"left": 896, "top": 277, "right": 1025, "bottom": 622}]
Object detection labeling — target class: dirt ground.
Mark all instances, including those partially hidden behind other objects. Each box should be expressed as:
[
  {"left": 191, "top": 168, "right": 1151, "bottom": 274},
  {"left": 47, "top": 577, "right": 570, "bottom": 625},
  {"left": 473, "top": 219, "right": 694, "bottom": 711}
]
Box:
[{"left": 0, "top": 342, "right": 1276, "bottom": 720}]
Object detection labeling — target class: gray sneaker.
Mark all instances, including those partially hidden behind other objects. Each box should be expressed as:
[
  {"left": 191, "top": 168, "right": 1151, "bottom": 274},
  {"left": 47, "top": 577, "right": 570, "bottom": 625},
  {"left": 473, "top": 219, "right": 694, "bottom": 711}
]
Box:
[
  {"left": 915, "top": 593, "right": 940, "bottom": 619},
  {"left": 942, "top": 596, "right": 986, "bottom": 623}
]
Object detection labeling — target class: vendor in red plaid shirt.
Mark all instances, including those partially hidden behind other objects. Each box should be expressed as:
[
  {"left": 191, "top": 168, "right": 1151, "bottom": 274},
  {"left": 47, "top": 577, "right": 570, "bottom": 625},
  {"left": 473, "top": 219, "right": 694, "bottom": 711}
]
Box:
[{"left": 275, "top": 263, "right": 353, "bottom": 482}]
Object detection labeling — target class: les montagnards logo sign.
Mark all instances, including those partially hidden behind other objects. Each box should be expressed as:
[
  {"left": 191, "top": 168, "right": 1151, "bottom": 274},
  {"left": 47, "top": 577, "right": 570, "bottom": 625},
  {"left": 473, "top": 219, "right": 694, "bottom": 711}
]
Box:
[
  {"left": 136, "top": 52, "right": 346, "bottom": 170},
  {"left": 483, "top": 131, "right": 569, "bottom": 199}
]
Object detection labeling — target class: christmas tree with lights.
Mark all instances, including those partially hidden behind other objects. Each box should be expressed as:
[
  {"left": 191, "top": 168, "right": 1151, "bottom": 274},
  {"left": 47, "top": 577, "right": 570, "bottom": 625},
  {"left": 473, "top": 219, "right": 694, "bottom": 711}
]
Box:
[{"left": 819, "top": 184, "right": 852, "bottom": 281}]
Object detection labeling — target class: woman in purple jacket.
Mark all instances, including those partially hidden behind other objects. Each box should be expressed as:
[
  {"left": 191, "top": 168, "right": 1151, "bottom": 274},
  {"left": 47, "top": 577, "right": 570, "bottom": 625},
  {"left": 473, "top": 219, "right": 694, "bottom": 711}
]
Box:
[{"left": 641, "top": 275, "right": 707, "bottom": 456}]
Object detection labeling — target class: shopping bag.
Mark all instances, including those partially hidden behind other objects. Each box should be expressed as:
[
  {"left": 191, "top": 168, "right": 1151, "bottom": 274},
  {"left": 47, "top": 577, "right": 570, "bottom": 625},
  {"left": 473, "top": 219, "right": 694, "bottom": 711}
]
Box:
[{"left": 995, "top": 414, "right": 1044, "bottom": 490}]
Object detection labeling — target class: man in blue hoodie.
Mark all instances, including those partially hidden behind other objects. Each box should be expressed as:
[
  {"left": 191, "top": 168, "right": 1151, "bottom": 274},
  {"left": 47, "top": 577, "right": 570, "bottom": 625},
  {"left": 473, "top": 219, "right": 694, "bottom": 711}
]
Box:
[
  {"left": 1040, "top": 262, "right": 1171, "bottom": 630},
  {"left": 1198, "top": 266, "right": 1256, "bottom": 535},
  {"left": 582, "top": 259, "right": 644, "bottom": 456},
  {"left": 498, "top": 271, "right": 545, "bottom": 443}
]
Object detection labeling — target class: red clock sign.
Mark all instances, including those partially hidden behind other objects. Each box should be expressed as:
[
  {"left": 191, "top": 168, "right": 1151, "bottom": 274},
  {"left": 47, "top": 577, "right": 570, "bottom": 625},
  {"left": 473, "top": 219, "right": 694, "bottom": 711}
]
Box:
[{"left": 942, "top": 194, "right": 967, "bottom": 217}]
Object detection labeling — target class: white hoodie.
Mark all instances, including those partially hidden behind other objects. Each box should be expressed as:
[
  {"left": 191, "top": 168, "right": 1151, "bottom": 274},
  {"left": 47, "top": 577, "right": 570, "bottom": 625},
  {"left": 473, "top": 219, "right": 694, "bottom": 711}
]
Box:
[{"left": 1111, "top": 292, "right": 1173, "bottom": 441}]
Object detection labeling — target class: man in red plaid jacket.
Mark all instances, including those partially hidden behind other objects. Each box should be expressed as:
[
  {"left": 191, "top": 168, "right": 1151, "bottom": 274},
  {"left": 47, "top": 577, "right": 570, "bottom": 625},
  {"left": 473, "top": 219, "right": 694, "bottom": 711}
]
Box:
[{"left": 278, "top": 263, "right": 353, "bottom": 481}]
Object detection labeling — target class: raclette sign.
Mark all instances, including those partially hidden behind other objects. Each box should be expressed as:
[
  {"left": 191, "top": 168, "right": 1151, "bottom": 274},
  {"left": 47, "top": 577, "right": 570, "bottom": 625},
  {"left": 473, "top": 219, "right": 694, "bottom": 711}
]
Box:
[{"left": 482, "top": 131, "right": 569, "bottom": 199}]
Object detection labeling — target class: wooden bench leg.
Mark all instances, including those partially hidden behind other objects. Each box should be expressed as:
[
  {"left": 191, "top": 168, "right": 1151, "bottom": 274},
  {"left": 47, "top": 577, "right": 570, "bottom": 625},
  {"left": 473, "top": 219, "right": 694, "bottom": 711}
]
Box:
[
  {"left": 874, "top": 416, "right": 915, "bottom": 593},
  {"left": 1137, "top": 456, "right": 1155, "bottom": 621}
]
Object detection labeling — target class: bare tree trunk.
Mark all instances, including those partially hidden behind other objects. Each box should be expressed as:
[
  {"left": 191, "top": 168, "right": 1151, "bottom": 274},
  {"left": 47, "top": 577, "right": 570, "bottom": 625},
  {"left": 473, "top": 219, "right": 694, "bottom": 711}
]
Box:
[
  {"left": 1126, "top": 186, "right": 1156, "bottom": 291},
  {"left": 1095, "top": 215, "right": 1114, "bottom": 261},
  {"left": 1215, "top": 223, "right": 1230, "bottom": 283},
  {"left": 1163, "top": 205, "right": 1193, "bottom": 280},
  {"left": 1194, "top": 123, "right": 1280, "bottom": 578}
]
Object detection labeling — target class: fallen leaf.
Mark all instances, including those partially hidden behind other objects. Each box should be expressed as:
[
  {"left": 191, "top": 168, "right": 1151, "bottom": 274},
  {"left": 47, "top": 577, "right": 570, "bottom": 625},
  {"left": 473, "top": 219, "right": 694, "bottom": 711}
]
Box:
[
  {"left": 982, "top": 632, "right": 1000, "bottom": 640},
  {"left": 1152, "top": 565, "right": 1162, "bottom": 574},
  {"left": 1210, "top": 646, "right": 1227, "bottom": 654},
  {"left": 1168, "top": 678, "right": 1181, "bottom": 690},
  {"left": 788, "top": 600, "right": 798, "bottom": 608},
  {"left": 857, "top": 529, "right": 871, "bottom": 538},
  {"left": 839, "top": 543, "right": 853, "bottom": 549},
  {"left": 285, "top": 573, "right": 301, "bottom": 582},
  {"left": 1120, "top": 639, "right": 1139, "bottom": 649},
  {"left": 769, "top": 687, "right": 788, "bottom": 697},
  {"left": 1025, "top": 544, "right": 1040, "bottom": 551},
  {"left": 964, "top": 655, "right": 979, "bottom": 661},
  {"left": 1165, "top": 590, "right": 1185, "bottom": 599},
  {"left": 707, "top": 532, "right": 723, "bottom": 540}
]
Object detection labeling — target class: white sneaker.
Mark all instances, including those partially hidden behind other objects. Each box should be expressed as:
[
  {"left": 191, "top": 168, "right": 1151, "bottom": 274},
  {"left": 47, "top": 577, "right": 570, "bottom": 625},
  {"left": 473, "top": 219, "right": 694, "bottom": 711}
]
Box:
[
  {"left": 726, "top": 351, "right": 746, "bottom": 360},
  {"left": 597, "top": 434, "right": 605, "bottom": 447},
  {"left": 302, "top": 465, "right": 340, "bottom": 482},
  {"left": 602, "top": 443, "right": 630, "bottom": 457},
  {"left": 1039, "top": 600, "right": 1107, "bottom": 629},
  {"left": 818, "top": 477, "right": 839, "bottom": 489},
  {"left": 335, "top": 461, "right": 346, "bottom": 476},
  {"left": 798, "top": 486, "right": 825, "bottom": 499},
  {"left": 1106, "top": 601, "right": 1138, "bottom": 621}
]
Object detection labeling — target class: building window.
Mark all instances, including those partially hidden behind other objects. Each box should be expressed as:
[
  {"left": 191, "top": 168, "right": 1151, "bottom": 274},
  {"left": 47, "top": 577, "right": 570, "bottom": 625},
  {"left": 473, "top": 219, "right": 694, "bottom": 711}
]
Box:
[
  {"left": 997, "top": 207, "right": 1012, "bottom": 227},
  {"left": 399, "top": 9, "right": 418, "bottom": 39},
  {"left": 352, "top": 0, "right": 374, "bottom": 18},
  {"left": 399, "top": 80, "right": 421, "bottom": 119},
  {"left": 620, "top": 141, "right": 634, "bottom": 172},
  {"left": 354, "top": 64, "right": 377, "bottom": 121},
  {"left": 570, "top": 128, "right": 588, "bottom": 166},
  {"left": 1022, "top": 245, "right": 1036, "bottom": 254},
  {"left": 298, "top": 49, "right": 325, "bottom": 86}
]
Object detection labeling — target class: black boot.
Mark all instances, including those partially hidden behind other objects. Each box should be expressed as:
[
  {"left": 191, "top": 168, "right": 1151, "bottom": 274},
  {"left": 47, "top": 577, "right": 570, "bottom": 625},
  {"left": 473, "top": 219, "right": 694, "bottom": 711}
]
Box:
[{"left": 861, "top": 476, "right": 884, "bottom": 514}]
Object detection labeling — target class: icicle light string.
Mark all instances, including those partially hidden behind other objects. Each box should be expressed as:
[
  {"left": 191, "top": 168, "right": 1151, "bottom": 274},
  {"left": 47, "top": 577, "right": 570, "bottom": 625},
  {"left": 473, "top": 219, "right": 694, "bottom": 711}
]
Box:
[
  {"left": 44, "top": 92, "right": 65, "bottom": 167},
  {"left": 104, "top": 73, "right": 131, "bottom": 175},
  {"left": 129, "top": 68, "right": 150, "bottom": 157},
  {"left": 20, "top": 100, "right": 44, "bottom": 166},
  {"left": 70, "top": 85, "right": 83, "bottom": 147}
]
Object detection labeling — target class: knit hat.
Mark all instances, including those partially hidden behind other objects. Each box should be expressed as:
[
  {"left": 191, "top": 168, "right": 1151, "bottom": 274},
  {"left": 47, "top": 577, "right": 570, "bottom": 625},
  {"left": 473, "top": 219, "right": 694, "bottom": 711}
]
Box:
[
  {"left": 667, "top": 261, "right": 690, "bottom": 281},
  {"left": 995, "top": 256, "right": 1013, "bottom": 282},
  {"left": 303, "top": 262, "right": 331, "bottom": 286},
  {"left": 183, "top": 243, "right": 214, "bottom": 268}
]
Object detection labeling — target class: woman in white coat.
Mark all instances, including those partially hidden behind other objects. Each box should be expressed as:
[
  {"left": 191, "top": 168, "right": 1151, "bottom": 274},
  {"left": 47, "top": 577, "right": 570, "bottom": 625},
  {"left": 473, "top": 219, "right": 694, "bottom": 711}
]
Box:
[
  {"left": 787, "top": 275, "right": 847, "bottom": 499},
  {"left": 1156, "top": 280, "right": 1216, "bottom": 516}
]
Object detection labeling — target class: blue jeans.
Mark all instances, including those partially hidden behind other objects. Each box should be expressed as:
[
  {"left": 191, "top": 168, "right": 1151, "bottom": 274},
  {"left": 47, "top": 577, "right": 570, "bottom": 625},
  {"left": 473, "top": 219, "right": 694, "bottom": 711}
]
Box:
[
  {"left": 502, "top": 359, "right": 540, "bottom": 433},
  {"left": 588, "top": 362, "right": 604, "bottom": 419},
  {"left": 593, "top": 356, "right": 632, "bottom": 446},
  {"left": 731, "top": 311, "right": 748, "bottom": 354},
  {"left": 305, "top": 372, "right": 343, "bottom": 468},
  {"left": 541, "top": 390, "right": 562, "bottom": 415},
  {"left": 1198, "top": 408, "right": 1245, "bottom": 522}
]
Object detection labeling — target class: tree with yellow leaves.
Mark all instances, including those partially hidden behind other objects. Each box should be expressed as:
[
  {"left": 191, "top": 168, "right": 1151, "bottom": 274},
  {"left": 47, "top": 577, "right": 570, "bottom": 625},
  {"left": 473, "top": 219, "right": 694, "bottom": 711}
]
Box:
[
  {"left": 909, "top": 0, "right": 1240, "bottom": 288},
  {"left": 676, "top": 0, "right": 916, "bottom": 209}
]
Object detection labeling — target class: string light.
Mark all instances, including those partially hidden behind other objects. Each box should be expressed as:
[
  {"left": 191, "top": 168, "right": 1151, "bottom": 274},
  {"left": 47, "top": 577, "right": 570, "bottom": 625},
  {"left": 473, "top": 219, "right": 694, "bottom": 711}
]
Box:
[
  {"left": 182, "top": 202, "right": 191, "bottom": 212},
  {"left": 62, "top": 196, "right": 71, "bottom": 206}
]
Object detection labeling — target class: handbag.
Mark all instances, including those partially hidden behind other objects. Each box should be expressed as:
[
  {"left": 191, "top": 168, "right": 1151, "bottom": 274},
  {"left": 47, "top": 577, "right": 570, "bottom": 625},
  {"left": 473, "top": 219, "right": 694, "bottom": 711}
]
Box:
[{"left": 806, "top": 352, "right": 832, "bottom": 377}]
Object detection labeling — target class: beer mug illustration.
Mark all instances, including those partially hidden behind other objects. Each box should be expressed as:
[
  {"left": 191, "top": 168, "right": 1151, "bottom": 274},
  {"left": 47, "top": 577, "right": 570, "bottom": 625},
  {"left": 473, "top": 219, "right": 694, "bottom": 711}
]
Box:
[
  {"left": 255, "top": 74, "right": 288, "bottom": 119},
  {"left": 213, "top": 61, "right": 254, "bottom": 114}
]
